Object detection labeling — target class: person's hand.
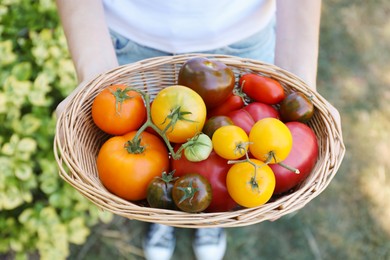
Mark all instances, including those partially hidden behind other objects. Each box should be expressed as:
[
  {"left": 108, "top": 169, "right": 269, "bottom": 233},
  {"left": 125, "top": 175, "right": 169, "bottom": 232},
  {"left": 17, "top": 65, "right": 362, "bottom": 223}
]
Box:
[{"left": 55, "top": 80, "right": 89, "bottom": 120}]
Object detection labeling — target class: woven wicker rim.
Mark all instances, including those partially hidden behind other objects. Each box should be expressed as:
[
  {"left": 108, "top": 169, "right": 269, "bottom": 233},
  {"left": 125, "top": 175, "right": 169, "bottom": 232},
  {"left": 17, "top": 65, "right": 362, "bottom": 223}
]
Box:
[{"left": 54, "top": 54, "right": 345, "bottom": 228}]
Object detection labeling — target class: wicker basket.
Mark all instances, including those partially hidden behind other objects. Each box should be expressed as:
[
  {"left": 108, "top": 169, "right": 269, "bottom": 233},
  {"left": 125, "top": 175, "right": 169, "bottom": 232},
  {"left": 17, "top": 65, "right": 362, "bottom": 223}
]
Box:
[{"left": 54, "top": 54, "right": 345, "bottom": 228}]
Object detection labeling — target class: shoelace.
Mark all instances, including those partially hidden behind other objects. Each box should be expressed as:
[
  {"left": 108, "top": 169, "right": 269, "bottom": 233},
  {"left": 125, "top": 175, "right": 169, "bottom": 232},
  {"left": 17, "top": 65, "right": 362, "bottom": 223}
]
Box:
[
  {"left": 194, "top": 228, "right": 223, "bottom": 245},
  {"left": 147, "top": 224, "right": 175, "bottom": 247}
]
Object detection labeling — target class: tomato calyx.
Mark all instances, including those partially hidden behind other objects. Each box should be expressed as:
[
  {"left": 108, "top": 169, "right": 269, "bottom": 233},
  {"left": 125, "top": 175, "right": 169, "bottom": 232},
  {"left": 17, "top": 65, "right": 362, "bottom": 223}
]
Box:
[
  {"left": 162, "top": 106, "right": 196, "bottom": 134},
  {"left": 160, "top": 170, "right": 178, "bottom": 183},
  {"left": 234, "top": 141, "right": 250, "bottom": 157},
  {"left": 124, "top": 137, "right": 146, "bottom": 154},
  {"left": 176, "top": 180, "right": 199, "bottom": 205},
  {"left": 110, "top": 87, "right": 134, "bottom": 115}
]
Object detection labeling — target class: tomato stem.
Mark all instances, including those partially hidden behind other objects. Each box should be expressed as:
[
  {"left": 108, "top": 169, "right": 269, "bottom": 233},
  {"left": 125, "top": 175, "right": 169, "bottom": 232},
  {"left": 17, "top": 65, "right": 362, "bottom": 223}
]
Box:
[
  {"left": 126, "top": 88, "right": 182, "bottom": 160},
  {"left": 235, "top": 79, "right": 250, "bottom": 105},
  {"left": 267, "top": 151, "right": 300, "bottom": 174}
]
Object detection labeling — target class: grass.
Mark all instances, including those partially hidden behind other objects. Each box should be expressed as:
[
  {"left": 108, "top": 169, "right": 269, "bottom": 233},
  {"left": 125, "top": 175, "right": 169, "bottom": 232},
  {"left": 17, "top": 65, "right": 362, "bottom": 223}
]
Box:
[{"left": 69, "top": 1, "right": 390, "bottom": 259}]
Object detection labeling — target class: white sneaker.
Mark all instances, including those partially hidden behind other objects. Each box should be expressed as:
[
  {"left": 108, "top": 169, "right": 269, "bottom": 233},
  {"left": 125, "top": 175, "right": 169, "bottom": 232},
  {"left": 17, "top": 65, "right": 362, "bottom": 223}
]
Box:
[
  {"left": 143, "top": 223, "right": 176, "bottom": 260},
  {"left": 193, "top": 228, "right": 227, "bottom": 260}
]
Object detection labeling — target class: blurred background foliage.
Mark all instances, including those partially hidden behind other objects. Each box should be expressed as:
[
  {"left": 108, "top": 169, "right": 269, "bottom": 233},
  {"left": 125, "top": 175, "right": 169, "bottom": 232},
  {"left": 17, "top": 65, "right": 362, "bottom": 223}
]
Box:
[
  {"left": 0, "top": 0, "right": 389, "bottom": 260},
  {"left": 0, "top": 1, "right": 112, "bottom": 259}
]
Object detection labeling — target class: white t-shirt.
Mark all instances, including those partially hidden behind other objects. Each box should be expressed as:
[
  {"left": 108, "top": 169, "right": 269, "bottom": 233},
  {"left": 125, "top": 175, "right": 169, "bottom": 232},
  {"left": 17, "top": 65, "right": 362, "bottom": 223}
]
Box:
[{"left": 102, "top": 0, "right": 276, "bottom": 53}]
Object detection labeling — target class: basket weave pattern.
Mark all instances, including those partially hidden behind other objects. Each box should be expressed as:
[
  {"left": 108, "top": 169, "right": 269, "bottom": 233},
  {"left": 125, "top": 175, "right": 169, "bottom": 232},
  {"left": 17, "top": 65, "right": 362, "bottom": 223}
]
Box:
[{"left": 54, "top": 54, "right": 345, "bottom": 228}]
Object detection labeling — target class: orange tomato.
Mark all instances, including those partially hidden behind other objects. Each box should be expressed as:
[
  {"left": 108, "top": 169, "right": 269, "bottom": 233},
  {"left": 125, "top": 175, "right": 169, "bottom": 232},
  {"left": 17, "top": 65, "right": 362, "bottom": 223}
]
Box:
[
  {"left": 97, "top": 131, "right": 169, "bottom": 201},
  {"left": 226, "top": 159, "right": 275, "bottom": 208},
  {"left": 151, "top": 85, "right": 207, "bottom": 143},
  {"left": 249, "top": 118, "right": 292, "bottom": 163},
  {"left": 92, "top": 84, "right": 146, "bottom": 135}
]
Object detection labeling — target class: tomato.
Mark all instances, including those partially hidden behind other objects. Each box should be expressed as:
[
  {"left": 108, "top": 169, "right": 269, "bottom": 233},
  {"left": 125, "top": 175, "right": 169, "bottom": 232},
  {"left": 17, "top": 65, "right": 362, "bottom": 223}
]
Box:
[
  {"left": 92, "top": 84, "right": 146, "bottom": 135},
  {"left": 183, "top": 133, "right": 213, "bottom": 162},
  {"left": 249, "top": 118, "right": 292, "bottom": 163},
  {"left": 279, "top": 92, "right": 314, "bottom": 123},
  {"left": 97, "top": 131, "right": 169, "bottom": 201},
  {"left": 226, "top": 109, "right": 255, "bottom": 135},
  {"left": 207, "top": 94, "right": 245, "bottom": 118},
  {"left": 269, "top": 122, "right": 319, "bottom": 194},
  {"left": 171, "top": 149, "right": 237, "bottom": 212},
  {"left": 243, "top": 102, "right": 280, "bottom": 121},
  {"left": 239, "top": 74, "right": 285, "bottom": 105},
  {"left": 146, "top": 171, "right": 177, "bottom": 209},
  {"left": 212, "top": 125, "right": 249, "bottom": 160},
  {"left": 172, "top": 173, "right": 212, "bottom": 213},
  {"left": 226, "top": 102, "right": 279, "bottom": 135},
  {"left": 226, "top": 159, "right": 275, "bottom": 208},
  {"left": 202, "top": 116, "right": 234, "bottom": 138},
  {"left": 150, "top": 85, "right": 207, "bottom": 143},
  {"left": 178, "top": 57, "right": 235, "bottom": 109}
]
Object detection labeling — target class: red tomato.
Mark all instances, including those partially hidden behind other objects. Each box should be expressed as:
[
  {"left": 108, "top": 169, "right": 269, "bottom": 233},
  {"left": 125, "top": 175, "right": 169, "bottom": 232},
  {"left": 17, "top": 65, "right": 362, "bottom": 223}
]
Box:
[
  {"left": 171, "top": 148, "right": 238, "bottom": 212},
  {"left": 239, "top": 74, "right": 285, "bottom": 105},
  {"left": 243, "top": 102, "right": 280, "bottom": 121},
  {"left": 227, "top": 102, "right": 280, "bottom": 135},
  {"left": 226, "top": 109, "right": 255, "bottom": 135},
  {"left": 207, "top": 94, "right": 245, "bottom": 118},
  {"left": 269, "top": 122, "right": 319, "bottom": 194}
]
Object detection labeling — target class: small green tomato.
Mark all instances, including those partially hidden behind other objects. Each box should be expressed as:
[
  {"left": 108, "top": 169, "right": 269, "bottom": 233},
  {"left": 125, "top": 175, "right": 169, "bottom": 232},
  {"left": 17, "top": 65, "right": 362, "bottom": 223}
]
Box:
[{"left": 183, "top": 133, "right": 213, "bottom": 162}]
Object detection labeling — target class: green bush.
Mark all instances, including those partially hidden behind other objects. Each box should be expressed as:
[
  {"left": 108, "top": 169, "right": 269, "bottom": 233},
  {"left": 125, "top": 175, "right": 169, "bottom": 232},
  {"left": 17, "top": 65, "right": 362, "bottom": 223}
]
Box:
[{"left": 0, "top": 1, "right": 112, "bottom": 259}]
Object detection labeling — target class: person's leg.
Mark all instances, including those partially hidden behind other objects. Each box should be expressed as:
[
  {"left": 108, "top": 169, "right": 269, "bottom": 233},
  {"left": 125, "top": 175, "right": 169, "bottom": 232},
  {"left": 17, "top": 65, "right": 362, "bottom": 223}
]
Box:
[
  {"left": 143, "top": 223, "right": 176, "bottom": 260},
  {"left": 192, "top": 227, "right": 227, "bottom": 260}
]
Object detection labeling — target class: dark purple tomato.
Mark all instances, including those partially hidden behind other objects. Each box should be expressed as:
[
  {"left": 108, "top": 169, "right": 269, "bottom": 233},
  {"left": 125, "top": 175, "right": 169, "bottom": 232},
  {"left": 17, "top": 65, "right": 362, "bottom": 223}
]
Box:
[
  {"left": 146, "top": 171, "right": 177, "bottom": 209},
  {"left": 178, "top": 57, "right": 235, "bottom": 109},
  {"left": 279, "top": 92, "right": 314, "bottom": 122},
  {"left": 172, "top": 173, "right": 212, "bottom": 213}
]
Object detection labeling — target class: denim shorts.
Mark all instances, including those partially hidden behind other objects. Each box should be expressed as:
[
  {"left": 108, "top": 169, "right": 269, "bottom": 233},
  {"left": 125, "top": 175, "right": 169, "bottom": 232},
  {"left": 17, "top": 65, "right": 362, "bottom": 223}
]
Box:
[{"left": 110, "top": 16, "right": 276, "bottom": 65}]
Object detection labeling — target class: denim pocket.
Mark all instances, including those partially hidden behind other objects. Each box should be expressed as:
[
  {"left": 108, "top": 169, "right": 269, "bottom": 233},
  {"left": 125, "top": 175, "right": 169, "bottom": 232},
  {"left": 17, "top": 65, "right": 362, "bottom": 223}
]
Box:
[{"left": 110, "top": 30, "right": 133, "bottom": 53}]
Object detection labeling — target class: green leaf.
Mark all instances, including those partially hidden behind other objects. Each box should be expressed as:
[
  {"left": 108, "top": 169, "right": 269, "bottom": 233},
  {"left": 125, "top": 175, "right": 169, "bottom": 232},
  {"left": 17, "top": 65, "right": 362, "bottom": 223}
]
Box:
[
  {"left": 14, "top": 163, "right": 32, "bottom": 181},
  {"left": 11, "top": 62, "right": 32, "bottom": 81}
]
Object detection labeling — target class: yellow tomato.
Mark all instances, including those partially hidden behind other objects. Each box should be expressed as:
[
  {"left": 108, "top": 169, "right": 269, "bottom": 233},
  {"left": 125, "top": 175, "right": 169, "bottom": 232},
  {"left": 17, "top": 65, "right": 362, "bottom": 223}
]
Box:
[
  {"left": 151, "top": 85, "right": 207, "bottom": 143},
  {"left": 212, "top": 125, "right": 249, "bottom": 160},
  {"left": 249, "top": 118, "right": 292, "bottom": 163},
  {"left": 226, "top": 159, "right": 275, "bottom": 208}
]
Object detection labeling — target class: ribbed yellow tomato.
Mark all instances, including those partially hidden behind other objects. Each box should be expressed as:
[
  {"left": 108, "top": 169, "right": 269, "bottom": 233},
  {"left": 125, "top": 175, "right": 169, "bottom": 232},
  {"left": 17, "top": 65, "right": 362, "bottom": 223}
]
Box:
[{"left": 151, "top": 85, "right": 207, "bottom": 143}]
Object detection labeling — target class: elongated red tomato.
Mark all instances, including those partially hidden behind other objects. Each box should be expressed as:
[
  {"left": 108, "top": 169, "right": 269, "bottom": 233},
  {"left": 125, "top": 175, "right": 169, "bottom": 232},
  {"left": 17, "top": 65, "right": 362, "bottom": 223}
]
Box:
[
  {"left": 207, "top": 94, "right": 245, "bottom": 118},
  {"left": 97, "top": 131, "right": 169, "bottom": 201},
  {"left": 239, "top": 74, "right": 285, "bottom": 105}
]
